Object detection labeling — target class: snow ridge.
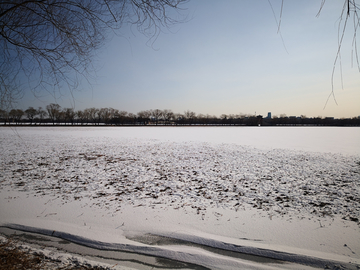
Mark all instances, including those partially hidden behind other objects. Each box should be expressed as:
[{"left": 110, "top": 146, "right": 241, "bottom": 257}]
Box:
[{"left": 3, "top": 223, "right": 359, "bottom": 270}]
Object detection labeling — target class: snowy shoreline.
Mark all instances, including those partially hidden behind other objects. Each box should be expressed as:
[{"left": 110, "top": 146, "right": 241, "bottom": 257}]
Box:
[
  {"left": 0, "top": 223, "right": 358, "bottom": 270},
  {"left": 1, "top": 126, "right": 359, "bottom": 269}
]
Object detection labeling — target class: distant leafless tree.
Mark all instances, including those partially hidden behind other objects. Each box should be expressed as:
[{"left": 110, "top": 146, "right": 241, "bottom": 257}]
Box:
[
  {"left": 63, "top": 108, "right": 75, "bottom": 125},
  {"left": 76, "top": 110, "right": 85, "bottom": 125},
  {"left": 137, "top": 110, "right": 151, "bottom": 125},
  {"left": 150, "top": 109, "right": 163, "bottom": 124},
  {"left": 184, "top": 110, "right": 196, "bottom": 124},
  {"left": 98, "top": 108, "right": 111, "bottom": 124},
  {"left": 85, "top": 107, "right": 99, "bottom": 124},
  {"left": 81, "top": 108, "right": 92, "bottom": 124},
  {"left": 0, "top": 109, "right": 7, "bottom": 122},
  {"left": 37, "top": 107, "right": 47, "bottom": 124},
  {"left": 25, "top": 106, "right": 37, "bottom": 125},
  {"left": 163, "top": 109, "right": 175, "bottom": 124},
  {"left": 0, "top": 0, "right": 188, "bottom": 109},
  {"left": 46, "top": 103, "right": 61, "bottom": 125},
  {"left": 9, "top": 109, "right": 24, "bottom": 124},
  {"left": 138, "top": 110, "right": 151, "bottom": 119}
]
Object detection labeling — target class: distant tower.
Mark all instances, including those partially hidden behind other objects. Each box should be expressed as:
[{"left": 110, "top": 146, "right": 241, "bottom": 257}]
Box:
[{"left": 267, "top": 112, "right": 271, "bottom": 119}]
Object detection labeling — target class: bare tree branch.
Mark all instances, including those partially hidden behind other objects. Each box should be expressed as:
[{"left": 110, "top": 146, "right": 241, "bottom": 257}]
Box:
[
  {"left": 267, "top": 0, "right": 289, "bottom": 54},
  {"left": 322, "top": 0, "right": 360, "bottom": 109},
  {"left": 0, "top": 0, "right": 188, "bottom": 109}
]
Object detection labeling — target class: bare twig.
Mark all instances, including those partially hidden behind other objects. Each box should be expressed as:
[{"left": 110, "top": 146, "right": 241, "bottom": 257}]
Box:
[{"left": 267, "top": 0, "right": 289, "bottom": 54}]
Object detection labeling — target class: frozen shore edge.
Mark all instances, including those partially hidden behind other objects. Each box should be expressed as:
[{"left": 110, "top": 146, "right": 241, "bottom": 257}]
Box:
[{"left": 2, "top": 223, "right": 359, "bottom": 270}]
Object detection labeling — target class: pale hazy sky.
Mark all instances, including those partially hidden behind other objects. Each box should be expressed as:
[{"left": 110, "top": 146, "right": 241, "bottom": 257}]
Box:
[{"left": 20, "top": 0, "right": 360, "bottom": 118}]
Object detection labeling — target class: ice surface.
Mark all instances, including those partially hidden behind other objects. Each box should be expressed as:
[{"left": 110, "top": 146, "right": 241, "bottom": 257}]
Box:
[{"left": 0, "top": 126, "right": 359, "bottom": 269}]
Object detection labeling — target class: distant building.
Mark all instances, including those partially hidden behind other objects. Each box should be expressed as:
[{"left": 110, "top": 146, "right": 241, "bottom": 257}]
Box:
[{"left": 267, "top": 112, "right": 271, "bottom": 119}]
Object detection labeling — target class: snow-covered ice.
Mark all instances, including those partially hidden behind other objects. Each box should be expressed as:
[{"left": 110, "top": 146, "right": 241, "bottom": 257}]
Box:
[{"left": 0, "top": 126, "right": 359, "bottom": 269}]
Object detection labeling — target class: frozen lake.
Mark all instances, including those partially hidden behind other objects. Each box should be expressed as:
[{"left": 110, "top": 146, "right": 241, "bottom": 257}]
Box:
[
  {"left": 1, "top": 126, "right": 359, "bottom": 269},
  {"left": 6, "top": 126, "right": 360, "bottom": 155}
]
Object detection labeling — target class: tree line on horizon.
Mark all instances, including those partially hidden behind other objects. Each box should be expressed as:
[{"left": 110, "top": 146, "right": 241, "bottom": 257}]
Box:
[{"left": 0, "top": 104, "right": 359, "bottom": 127}]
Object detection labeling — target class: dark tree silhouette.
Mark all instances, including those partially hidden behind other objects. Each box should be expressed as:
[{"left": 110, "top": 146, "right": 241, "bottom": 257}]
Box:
[
  {"left": 63, "top": 108, "right": 75, "bottom": 125},
  {"left": 46, "top": 103, "right": 61, "bottom": 125},
  {"left": 37, "top": 107, "right": 47, "bottom": 124},
  {"left": 25, "top": 107, "right": 37, "bottom": 125},
  {"left": 9, "top": 109, "right": 24, "bottom": 124}
]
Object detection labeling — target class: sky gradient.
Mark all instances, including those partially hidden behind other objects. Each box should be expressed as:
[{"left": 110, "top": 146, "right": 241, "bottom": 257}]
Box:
[{"left": 20, "top": 0, "right": 360, "bottom": 118}]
